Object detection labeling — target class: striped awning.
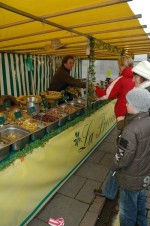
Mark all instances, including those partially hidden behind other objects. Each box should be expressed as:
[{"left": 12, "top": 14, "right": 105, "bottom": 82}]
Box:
[{"left": 1, "top": 0, "right": 150, "bottom": 59}]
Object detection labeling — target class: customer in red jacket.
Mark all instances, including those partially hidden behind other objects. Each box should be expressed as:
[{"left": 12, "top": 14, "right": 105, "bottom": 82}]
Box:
[{"left": 95, "top": 56, "right": 134, "bottom": 132}]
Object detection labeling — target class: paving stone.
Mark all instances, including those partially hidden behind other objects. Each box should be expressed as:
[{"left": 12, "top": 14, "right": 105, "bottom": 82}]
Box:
[
  {"left": 76, "top": 179, "right": 101, "bottom": 204},
  {"left": 146, "top": 190, "right": 150, "bottom": 198},
  {"left": 108, "top": 127, "right": 118, "bottom": 137},
  {"left": 89, "top": 196, "right": 105, "bottom": 214},
  {"left": 80, "top": 211, "right": 98, "bottom": 226},
  {"left": 100, "top": 153, "right": 114, "bottom": 166},
  {"left": 98, "top": 142, "right": 117, "bottom": 154},
  {"left": 37, "top": 194, "right": 89, "bottom": 226},
  {"left": 87, "top": 149, "right": 105, "bottom": 164},
  {"left": 147, "top": 218, "right": 150, "bottom": 226},
  {"left": 58, "top": 175, "right": 86, "bottom": 198},
  {"left": 147, "top": 210, "right": 150, "bottom": 219},
  {"left": 75, "top": 162, "right": 109, "bottom": 182},
  {"left": 147, "top": 197, "right": 150, "bottom": 204},
  {"left": 104, "top": 133, "right": 117, "bottom": 145},
  {"left": 27, "top": 218, "right": 48, "bottom": 226},
  {"left": 146, "top": 202, "right": 150, "bottom": 209}
]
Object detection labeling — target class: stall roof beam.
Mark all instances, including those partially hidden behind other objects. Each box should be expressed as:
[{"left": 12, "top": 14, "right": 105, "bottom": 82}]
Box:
[
  {"left": 1, "top": 0, "right": 133, "bottom": 29},
  {"left": 89, "top": 25, "right": 147, "bottom": 35},
  {"left": 0, "top": 3, "right": 90, "bottom": 38},
  {"left": 0, "top": 17, "right": 143, "bottom": 43},
  {"left": 69, "top": 14, "right": 142, "bottom": 28}
]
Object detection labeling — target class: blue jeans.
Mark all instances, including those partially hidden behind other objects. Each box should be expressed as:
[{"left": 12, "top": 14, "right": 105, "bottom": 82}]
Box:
[
  {"left": 119, "top": 188, "right": 147, "bottom": 226},
  {"left": 102, "top": 170, "right": 119, "bottom": 199}
]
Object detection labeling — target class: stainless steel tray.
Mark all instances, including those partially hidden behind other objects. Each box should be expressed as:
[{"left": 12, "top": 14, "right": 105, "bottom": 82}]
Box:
[
  {"left": 0, "top": 137, "right": 10, "bottom": 160},
  {"left": 46, "top": 120, "right": 58, "bottom": 133},
  {"left": 0, "top": 125, "right": 30, "bottom": 151},
  {"left": 72, "top": 98, "right": 86, "bottom": 106},
  {"left": 57, "top": 104, "right": 81, "bottom": 120},
  {"left": 66, "top": 102, "right": 85, "bottom": 116},
  {"left": 30, "top": 125, "right": 46, "bottom": 142}
]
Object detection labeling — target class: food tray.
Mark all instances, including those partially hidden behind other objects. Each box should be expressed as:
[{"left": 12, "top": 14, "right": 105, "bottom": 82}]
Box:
[
  {"left": 72, "top": 98, "right": 86, "bottom": 106},
  {"left": 0, "top": 137, "right": 10, "bottom": 161},
  {"left": 30, "top": 126, "right": 46, "bottom": 142},
  {"left": 45, "top": 120, "right": 59, "bottom": 133},
  {"left": 0, "top": 125, "right": 30, "bottom": 151},
  {"left": 66, "top": 102, "right": 85, "bottom": 115},
  {"left": 46, "top": 109, "right": 68, "bottom": 127}
]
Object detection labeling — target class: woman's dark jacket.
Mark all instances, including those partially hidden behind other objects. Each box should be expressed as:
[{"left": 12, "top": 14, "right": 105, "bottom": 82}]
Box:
[{"left": 48, "top": 66, "right": 86, "bottom": 91}]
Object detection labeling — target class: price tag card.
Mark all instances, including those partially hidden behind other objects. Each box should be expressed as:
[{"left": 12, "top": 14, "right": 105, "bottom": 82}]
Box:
[
  {"left": 54, "top": 100, "right": 59, "bottom": 105},
  {"left": 63, "top": 95, "right": 69, "bottom": 101},
  {"left": 0, "top": 116, "right": 5, "bottom": 125},
  {"left": 4, "top": 100, "right": 11, "bottom": 108},
  {"left": 41, "top": 95, "right": 46, "bottom": 101},
  {"left": 43, "top": 102, "right": 49, "bottom": 108},
  {"left": 14, "top": 111, "right": 22, "bottom": 119},
  {"left": 29, "top": 106, "right": 36, "bottom": 113}
]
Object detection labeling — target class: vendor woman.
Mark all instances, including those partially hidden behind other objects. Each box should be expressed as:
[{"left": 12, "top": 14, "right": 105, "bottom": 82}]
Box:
[{"left": 48, "top": 55, "right": 86, "bottom": 91}]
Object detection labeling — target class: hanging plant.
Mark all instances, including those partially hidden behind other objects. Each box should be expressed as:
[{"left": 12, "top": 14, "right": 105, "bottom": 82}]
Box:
[{"left": 87, "top": 37, "right": 96, "bottom": 111}]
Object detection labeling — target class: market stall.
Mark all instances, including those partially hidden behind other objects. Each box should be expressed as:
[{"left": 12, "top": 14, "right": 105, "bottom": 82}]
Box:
[{"left": 0, "top": 100, "right": 116, "bottom": 226}]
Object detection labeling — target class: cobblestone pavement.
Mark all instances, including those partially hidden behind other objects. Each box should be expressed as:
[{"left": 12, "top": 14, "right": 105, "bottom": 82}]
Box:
[{"left": 27, "top": 126, "right": 150, "bottom": 226}]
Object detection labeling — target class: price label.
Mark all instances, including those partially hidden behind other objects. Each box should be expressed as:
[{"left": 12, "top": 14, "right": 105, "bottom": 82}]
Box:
[
  {"left": 41, "top": 95, "right": 46, "bottom": 101},
  {"left": 63, "top": 95, "right": 69, "bottom": 101},
  {"left": 4, "top": 100, "right": 11, "bottom": 108},
  {"left": 54, "top": 100, "right": 59, "bottom": 105},
  {"left": 14, "top": 111, "right": 22, "bottom": 119},
  {"left": 0, "top": 116, "right": 5, "bottom": 125},
  {"left": 29, "top": 106, "right": 36, "bottom": 113},
  {"left": 43, "top": 102, "right": 49, "bottom": 108}
]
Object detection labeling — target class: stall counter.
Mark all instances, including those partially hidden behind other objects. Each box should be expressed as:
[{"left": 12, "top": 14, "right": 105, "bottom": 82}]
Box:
[{"left": 0, "top": 100, "right": 116, "bottom": 226}]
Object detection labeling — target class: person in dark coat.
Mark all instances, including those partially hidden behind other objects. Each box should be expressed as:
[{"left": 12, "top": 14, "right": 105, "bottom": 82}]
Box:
[
  {"left": 111, "top": 87, "right": 150, "bottom": 226},
  {"left": 48, "top": 55, "right": 86, "bottom": 91}
]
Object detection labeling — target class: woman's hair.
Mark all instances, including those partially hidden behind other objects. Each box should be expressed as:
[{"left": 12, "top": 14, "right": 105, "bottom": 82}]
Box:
[
  {"left": 62, "top": 55, "right": 74, "bottom": 65},
  {"left": 118, "top": 56, "right": 133, "bottom": 67}
]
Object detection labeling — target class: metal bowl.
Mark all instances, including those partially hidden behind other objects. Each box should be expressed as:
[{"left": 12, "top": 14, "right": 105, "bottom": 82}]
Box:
[
  {"left": 26, "top": 97, "right": 39, "bottom": 103},
  {"left": 0, "top": 125, "right": 30, "bottom": 151}
]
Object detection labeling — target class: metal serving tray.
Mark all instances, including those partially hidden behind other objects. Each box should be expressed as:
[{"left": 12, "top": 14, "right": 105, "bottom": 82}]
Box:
[
  {"left": 0, "top": 125, "right": 30, "bottom": 151},
  {"left": 0, "top": 137, "right": 10, "bottom": 160},
  {"left": 46, "top": 120, "right": 58, "bottom": 133},
  {"left": 72, "top": 98, "right": 86, "bottom": 106},
  {"left": 30, "top": 125, "right": 46, "bottom": 142},
  {"left": 67, "top": 102, "right": 85, "bottom": 115},
  {"left": 57, "top": 104, "right": 81, "bottom": 120}
]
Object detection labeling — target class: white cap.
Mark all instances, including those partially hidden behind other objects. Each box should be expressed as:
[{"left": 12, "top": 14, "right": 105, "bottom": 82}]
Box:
[{"left": 132, "top": 60, "right": 150, "bottom": 80}]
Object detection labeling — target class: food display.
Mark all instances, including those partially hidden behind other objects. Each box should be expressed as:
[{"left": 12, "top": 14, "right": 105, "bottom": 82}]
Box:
[
  {"left": 32, "top": 114, "right": 58, "bottom": 123},
  {"left": 58, "top": 105, "right": 77, "bottom": 113},
  {"left": 41, "top": 91, "right": 62, "bottom": 100},
  {"left": 17, "top": 119, "right": 38, "bottom": 132},
  {"left": 46, "top": 109, "right": 67, "bottom": 118},
  {"left": 6, "top": 110, "right": 29, "bottom": 123},
  {"left": 16, "top": 95, "right": 42, "bottom": 105},
  {"left": 65, "top": 86, "right": 81, "bottom": 98},
  {"left": 7, "top": 133, "right": 16, "bottom": 141}
]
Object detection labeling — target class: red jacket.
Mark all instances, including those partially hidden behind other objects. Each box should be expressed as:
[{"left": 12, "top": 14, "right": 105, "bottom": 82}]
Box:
[{"left": 96, "top": 66, "right": 134, "bottom": 120}]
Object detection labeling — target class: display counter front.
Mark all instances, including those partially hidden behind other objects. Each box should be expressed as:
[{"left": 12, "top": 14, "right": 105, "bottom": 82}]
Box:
[{"left": 0, "top": 100, "right": 116, "bottom": 226}]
